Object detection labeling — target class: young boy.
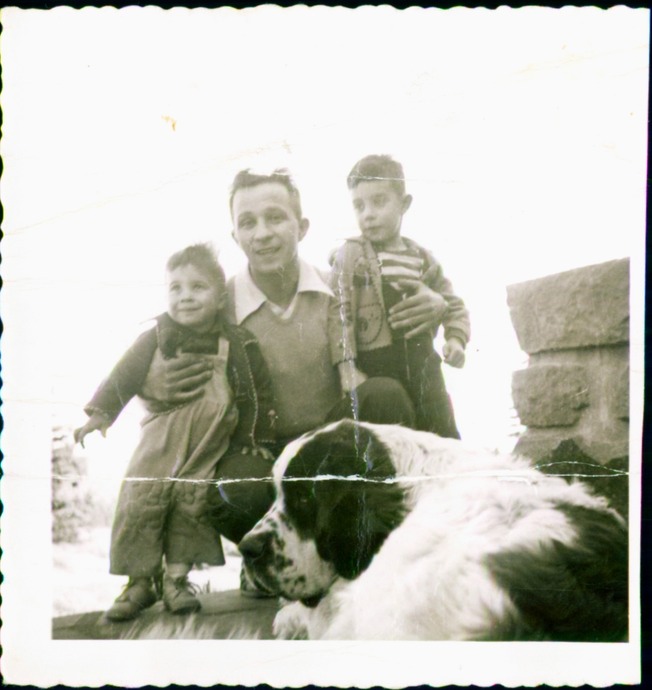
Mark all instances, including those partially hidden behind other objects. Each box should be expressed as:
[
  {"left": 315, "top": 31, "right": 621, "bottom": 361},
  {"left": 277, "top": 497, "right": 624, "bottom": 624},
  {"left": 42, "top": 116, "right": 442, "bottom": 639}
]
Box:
[{"left": 329, "top": 154, "right": 470, "bottom": 438}]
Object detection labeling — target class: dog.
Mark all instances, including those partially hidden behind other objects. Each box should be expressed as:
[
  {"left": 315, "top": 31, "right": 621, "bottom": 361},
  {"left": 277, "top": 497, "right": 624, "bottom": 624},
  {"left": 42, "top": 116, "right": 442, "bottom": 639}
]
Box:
[{"left": 239, "top": 419, "right": 628, "bottom": 641}]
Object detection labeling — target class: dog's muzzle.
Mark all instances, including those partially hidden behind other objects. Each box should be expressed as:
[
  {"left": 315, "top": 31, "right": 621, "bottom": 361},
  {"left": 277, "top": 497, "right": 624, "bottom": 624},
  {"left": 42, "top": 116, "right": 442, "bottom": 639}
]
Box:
[
  {"left": 239, "top": 529, "right": 273, "bottom": 561},
  {"left": 238, "top": 530, "right": 280, "bottom": 593}
]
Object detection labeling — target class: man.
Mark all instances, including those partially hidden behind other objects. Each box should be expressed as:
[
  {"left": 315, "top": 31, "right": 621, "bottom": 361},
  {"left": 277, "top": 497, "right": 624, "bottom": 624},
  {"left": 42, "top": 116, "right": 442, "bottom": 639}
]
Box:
[{"left": 144, "top": 169, "right": 448, "bottom": 563}]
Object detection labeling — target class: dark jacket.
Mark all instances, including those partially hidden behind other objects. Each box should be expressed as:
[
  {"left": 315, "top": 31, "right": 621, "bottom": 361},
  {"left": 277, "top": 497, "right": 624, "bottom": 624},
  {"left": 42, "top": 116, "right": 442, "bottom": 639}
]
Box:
[{"left": 84, "top": 313, "right": 275, "bottom": 449}]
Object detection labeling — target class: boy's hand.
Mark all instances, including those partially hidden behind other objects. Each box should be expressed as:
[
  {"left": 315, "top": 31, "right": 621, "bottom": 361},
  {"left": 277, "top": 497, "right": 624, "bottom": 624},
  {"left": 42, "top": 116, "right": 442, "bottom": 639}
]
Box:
[
  {"left": 388, "top": 279, "right": 448, "bottom": 339},
  {"left": 337, "top": 361, "right": 368, "bottom": 394},
  {"left": 73, "top": 413, "right": 110, "bottom": 448},
  {"left": 141, "top": 352, "right": 212, "bottom": 404},
  {"left": 443, "top": 337, "right": 466, "bottom": 368}
]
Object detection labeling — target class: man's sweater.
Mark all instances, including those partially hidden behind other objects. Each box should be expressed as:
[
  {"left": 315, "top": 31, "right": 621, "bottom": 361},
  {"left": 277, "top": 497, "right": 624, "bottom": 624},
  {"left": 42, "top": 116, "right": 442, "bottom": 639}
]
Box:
[{"left": 226, "top": 283, "right": 341, "bottom": 441}]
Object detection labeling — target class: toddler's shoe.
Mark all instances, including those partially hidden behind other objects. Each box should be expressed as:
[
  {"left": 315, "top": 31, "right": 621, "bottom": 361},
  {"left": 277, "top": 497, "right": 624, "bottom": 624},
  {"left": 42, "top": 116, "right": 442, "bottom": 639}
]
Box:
[
  {"left": 105, "top": 577, "right": 158, "bottom": 621},
  {"left": 162, "top": 575, "right": 201, "bottom": 615}
]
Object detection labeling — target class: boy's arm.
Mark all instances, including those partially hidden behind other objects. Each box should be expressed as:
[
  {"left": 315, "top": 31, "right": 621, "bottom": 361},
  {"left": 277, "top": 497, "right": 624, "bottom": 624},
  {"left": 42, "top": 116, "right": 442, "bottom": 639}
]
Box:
[
  {"left": 328, "top": 243, "right": 358, "bottom": 367},
  {"left": 328, "top": 244, "right": 370, "bottom": 393},
  {"left": 84, "top": 326, "right": 158, "bottom": 425},
  {"left": 421, "top": 251, "right": 471, "bottom": 349},
  {"left": 442, "top": 336, "right": 466, "bottom": 368},
  {"left": 337, "top": 360, "right": 368, "bottom": 394}
]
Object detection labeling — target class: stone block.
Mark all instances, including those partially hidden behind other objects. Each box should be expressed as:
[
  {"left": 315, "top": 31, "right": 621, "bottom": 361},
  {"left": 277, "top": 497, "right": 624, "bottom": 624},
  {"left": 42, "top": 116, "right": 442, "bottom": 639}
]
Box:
[
  {"left": 515, "top": 428, "right": 628, "bottom": 465},
  {"left": 512, "top": 364, "right": 589, "bottom": 427},
  {"left": 514, "top": 431, "right": 570, "bottom": 462},
  {"left": 507, "top": 259, "right": 629, "bottom": 354}
]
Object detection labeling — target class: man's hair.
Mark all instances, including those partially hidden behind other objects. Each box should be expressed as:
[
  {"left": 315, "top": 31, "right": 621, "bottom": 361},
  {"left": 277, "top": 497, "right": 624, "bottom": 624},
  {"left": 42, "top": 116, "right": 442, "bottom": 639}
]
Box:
[
  {"left": 229, "top": 168, "right": 303, "bottom": 220},
  {"left": 166, "top": 243, "right": 226, "bottom": 293},
  {"left": 347, "top": 154, "right": 406, "bottom": 196}
]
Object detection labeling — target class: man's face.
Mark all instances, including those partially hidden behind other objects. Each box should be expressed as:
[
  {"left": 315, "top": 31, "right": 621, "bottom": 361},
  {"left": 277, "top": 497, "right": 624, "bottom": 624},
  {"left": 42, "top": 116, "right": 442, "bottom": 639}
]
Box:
[
  {"left": 351, "top": 180, "right": 411, "bottom": 248},
  {"left": 232, "top": 182, "right": 309, "bottom": 277}
]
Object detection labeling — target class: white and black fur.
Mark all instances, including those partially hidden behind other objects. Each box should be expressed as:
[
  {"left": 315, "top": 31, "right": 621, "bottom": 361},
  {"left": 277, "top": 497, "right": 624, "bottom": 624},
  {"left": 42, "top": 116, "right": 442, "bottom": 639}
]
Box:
[{"left": 239, "top": 419, "right": 628, "bottom": 641}]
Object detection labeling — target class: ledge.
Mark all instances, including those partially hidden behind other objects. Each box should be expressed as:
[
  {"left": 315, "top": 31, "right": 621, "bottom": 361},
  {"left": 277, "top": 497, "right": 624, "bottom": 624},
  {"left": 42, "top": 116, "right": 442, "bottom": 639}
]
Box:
[{"left": 52, "top": 589, "right": 280, "bottom": 640}]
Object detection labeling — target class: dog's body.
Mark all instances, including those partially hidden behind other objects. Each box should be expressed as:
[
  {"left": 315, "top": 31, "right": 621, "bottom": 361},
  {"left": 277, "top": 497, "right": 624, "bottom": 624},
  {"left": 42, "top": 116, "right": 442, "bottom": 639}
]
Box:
[{"left": 239, "top": 420, "right": 628, "bottom": 641}]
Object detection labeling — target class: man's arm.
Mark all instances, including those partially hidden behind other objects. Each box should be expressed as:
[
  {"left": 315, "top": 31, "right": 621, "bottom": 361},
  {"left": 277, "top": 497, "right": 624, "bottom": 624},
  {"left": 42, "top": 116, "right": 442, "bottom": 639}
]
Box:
[
  {"left": 387, "top": 280, "right": 449, "bottom": 340},
  {"left": 390, "top": 246, "right": 470, "bottom": 347},
  {"left": 139, "top": 352, "right": 213, "bottom": 404}
]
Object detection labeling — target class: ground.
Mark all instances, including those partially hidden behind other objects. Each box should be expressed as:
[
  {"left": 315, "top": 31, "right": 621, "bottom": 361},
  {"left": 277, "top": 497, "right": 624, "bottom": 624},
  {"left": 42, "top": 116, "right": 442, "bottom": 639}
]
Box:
[
  {"left": 53, "top": 525, "right": 243, "bottom": 616},
  {"left": 52, "top": 525, "right": 279, "bottom": 639}
]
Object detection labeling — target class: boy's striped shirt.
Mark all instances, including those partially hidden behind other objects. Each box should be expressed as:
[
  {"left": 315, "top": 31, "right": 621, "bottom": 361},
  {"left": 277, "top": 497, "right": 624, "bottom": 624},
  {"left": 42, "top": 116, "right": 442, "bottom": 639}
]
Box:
[{"left": 376, "top": 248, "right": 426, "bottom": 292}]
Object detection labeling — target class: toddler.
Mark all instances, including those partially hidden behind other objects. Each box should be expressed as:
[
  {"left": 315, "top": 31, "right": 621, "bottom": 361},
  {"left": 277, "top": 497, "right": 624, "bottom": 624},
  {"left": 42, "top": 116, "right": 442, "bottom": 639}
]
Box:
[
  {"left": 330, "top": 154, "right": 470, "bottom": 438},
  {"left": 74, "top": 244, "right": 275, "bottom": 620}
]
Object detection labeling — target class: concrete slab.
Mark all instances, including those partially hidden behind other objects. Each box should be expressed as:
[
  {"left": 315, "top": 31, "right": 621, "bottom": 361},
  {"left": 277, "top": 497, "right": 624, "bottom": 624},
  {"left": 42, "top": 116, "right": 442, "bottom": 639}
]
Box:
[{"left": 52, "top": 590, "right": 280, "bottom": 640}]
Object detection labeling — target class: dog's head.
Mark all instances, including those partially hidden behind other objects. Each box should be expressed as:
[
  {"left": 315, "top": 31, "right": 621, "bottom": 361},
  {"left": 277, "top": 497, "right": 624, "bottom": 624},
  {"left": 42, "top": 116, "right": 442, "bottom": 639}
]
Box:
[{"left": 239, "top": 419, "right": 407, "bottom": 606}]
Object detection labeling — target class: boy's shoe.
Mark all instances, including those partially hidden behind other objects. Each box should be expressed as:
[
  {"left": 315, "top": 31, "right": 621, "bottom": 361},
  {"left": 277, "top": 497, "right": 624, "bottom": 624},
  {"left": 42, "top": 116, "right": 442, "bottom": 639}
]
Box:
[
  {"left": 105, "top": 577, "right": 158, "bottom": 621},
  {"left": 162, "top": 575, "right": 202, "bottom": 615},
  {"left": 240, "top": 565, "right": 277, "bottom": 599}
]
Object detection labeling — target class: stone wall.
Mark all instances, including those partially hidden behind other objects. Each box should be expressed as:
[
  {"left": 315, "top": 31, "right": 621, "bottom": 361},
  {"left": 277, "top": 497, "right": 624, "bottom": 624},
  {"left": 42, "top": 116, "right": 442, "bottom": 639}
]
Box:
[{"left": 507, "top": 258, "right": 629, "bottom": 464}]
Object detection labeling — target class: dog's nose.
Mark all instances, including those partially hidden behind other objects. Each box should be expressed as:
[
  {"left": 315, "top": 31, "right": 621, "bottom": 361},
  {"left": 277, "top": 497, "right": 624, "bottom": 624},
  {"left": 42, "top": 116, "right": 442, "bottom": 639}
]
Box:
[{"left": 238, "top": 530, "right": 271, "bottom": 559}]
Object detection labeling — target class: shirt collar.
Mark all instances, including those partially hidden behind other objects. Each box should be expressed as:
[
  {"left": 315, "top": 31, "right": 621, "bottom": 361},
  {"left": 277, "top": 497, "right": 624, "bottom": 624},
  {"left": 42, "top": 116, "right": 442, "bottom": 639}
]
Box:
[{"left": 233, "top": 259, "right": 332, "bottom": 325}]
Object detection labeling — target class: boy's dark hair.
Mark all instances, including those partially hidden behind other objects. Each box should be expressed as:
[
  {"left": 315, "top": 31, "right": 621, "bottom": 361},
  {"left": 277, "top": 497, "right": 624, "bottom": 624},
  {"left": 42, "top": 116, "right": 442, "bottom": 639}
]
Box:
[
  {"left": 347, "top": 154, "right": 406, "bottom": 196},
  {"left": 166, "top": 243, "right": 226, "bottom": 293},
  {"left": 229, "top": 168, "right": 303, "bottom": 220}
]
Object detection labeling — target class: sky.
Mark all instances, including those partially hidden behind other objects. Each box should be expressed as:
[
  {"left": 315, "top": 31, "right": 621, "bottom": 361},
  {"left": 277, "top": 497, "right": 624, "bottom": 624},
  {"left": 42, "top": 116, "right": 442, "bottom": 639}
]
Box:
[
  {"left": 2, "top": 5, "right": 648, "bottom": 491},
  {"left": 1, "top": 6, "right": 648, "bottom": 687}
]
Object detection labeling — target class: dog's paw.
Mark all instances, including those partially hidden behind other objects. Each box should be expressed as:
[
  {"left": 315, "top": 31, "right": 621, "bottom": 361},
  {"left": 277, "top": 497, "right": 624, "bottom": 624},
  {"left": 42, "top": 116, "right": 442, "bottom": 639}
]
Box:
[{"left": 273, "top": 600, "right": 310, "bottom": 640}]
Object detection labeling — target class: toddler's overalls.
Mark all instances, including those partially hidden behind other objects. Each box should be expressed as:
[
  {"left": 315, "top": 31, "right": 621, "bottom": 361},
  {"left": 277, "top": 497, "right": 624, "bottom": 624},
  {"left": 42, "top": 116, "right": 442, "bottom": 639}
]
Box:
[{"left": 110, "top": 337, "right": 238, "bottom": 576}]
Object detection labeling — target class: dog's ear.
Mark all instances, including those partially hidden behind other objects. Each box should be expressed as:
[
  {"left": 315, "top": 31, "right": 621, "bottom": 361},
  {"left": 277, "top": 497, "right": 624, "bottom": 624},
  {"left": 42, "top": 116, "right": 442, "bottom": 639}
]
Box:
[
  {"left": 308, "top": 421, "right": 407, "bottom": 579},
  {"left": 315, "top": 478, "right": 406, "bottom": 579}
]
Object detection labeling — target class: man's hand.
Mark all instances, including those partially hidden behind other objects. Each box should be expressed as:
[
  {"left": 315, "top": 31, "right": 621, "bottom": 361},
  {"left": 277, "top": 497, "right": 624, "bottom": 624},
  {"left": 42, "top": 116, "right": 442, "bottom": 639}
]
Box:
[
  {"left": 388, "top": 279, "right": 448, "bottom": 340},
  {"left": 74, "top": 412, "right": 110, "bottom": 448},
  {"left": 337, "top": 361, "right": 368, "bottom": 394},
  {"left": 443, "top": 337, "right": 466, "bottom": 368},
  {"left": 141, "top": 352, "right": 213, "bottom": 404}
]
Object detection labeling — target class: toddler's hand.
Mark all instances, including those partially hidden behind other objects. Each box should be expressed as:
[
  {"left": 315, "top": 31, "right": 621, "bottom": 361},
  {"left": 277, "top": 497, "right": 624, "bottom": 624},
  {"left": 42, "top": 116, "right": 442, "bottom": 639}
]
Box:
[
  {"left": 443, "top": 337, "right": 466, "bottom": 368},
  {"left": 73, "top": 412, "right": 110, "bottom": 448},
  {"left": 337, "top": 361, "right": 368, "bottom": 394}
]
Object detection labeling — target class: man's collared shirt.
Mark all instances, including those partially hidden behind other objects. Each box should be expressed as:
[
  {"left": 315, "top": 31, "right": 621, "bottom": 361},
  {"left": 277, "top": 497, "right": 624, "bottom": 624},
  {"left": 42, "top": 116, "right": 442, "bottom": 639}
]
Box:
[{"left": 232, "top": 259, "right": 333, "bottom": 324}]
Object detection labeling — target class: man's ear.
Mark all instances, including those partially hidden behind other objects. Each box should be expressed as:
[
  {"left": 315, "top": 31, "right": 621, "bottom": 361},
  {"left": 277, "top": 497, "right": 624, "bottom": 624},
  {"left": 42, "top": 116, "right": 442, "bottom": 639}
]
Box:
[
  {"left": 298, "top": 218, "right": 310, "bottom": 242},
  {"left": 401, "top": 194, "right": 413, "bottom": 215}
]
